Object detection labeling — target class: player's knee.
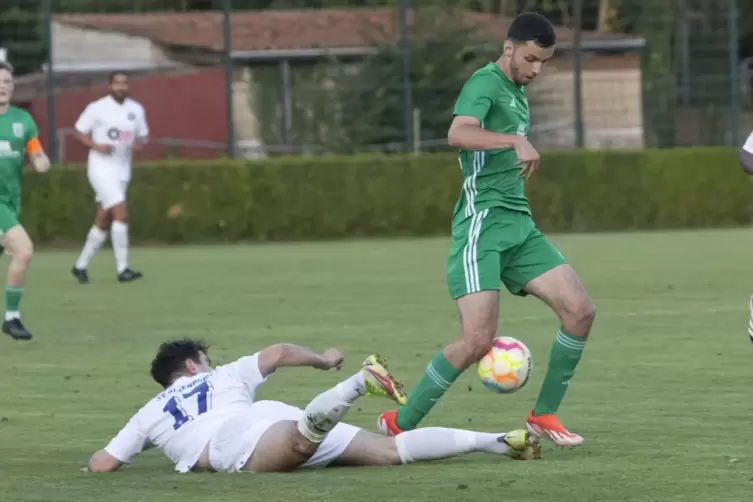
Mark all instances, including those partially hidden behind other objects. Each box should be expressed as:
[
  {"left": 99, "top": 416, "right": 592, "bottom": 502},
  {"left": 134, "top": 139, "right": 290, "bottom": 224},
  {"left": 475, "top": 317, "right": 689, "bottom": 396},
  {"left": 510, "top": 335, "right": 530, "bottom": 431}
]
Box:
[
  {"left": 562, "top": 298, "right": 595, "bottom": 334},
  {"left": 461, "top": 326, "right": 496, "bottom": 361},
  {"left": 17, "top": 244, "right": 33, "bottom": 265},
  {"left": 111, "top": 202, "right": 128, "bottom": 222},
  {"left": 9, "top": 241, "right": 33, "bottom": 265}
]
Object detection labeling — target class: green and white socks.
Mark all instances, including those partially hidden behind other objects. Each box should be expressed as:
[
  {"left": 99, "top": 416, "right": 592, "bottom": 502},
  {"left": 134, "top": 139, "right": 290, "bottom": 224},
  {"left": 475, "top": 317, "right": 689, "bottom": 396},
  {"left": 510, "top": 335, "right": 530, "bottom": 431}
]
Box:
[
  {"left": 532, "top": 330, "right": 586, "bottom": 416},
  {"left": 395, "top": 329, "right": 588, "bottom": 431},
  {"left": 4, "top": 285, "right": 22, "bottom": 321},
  {"left": 396, "top": 352, "right": 462, "bottom": 431}
]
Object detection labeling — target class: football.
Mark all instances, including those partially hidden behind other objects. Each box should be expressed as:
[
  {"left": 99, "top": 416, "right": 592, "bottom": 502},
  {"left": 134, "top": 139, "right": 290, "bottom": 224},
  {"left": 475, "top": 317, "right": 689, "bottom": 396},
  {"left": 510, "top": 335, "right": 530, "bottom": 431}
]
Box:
[{"left": 477, "top": 336, "right": 533, "bottom": 393}]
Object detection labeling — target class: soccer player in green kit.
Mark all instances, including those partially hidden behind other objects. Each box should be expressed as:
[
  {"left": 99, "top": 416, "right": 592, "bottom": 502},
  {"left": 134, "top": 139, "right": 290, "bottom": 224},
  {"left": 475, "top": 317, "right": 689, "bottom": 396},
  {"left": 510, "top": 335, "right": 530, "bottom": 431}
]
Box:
[
  {"left": 0, "top": 60, "right": 50, "bottom": 341},
  {"left": 378, "top": 13, "right": 596, "bottom": 447}
]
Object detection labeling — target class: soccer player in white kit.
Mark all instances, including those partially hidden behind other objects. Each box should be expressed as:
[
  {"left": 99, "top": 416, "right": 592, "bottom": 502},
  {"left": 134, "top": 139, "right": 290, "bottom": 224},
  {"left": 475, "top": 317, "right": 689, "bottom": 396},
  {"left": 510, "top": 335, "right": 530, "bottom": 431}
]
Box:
[
  {"left": 71, "top": 71, "right": 146, "bottom": 284},
  {"left": 87, "top": 339, "right": 541, "bottom": 474},
  {"left": 741, "top": 130, "right": 753, "bottom": 342}
]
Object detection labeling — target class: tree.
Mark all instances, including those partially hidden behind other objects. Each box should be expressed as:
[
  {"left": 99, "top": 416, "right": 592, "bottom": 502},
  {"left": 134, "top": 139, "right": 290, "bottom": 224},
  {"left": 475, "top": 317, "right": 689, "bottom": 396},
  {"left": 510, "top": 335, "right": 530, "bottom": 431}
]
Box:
[
  {"left": 328, "top": 7, "right": 493, "bottom": 152},
  {"left": 1, "top": 1, "right": 46, "bottom": 76}
]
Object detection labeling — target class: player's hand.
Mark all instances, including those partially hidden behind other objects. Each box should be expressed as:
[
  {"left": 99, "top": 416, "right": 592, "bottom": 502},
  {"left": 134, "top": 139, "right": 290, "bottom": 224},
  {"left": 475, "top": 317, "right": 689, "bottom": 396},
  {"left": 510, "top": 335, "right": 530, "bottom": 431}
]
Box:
[
  {"left": 92, "top": 144, "right": 114, "bottom": 154},
  {"left": 32, "top": 154, "right": 50, "bottom": 173},
  {"left": 514, "top": 137, "right": 540, "bottom": 180},
  {"left": 318, "top": 349, "right": 345, "bottom": 371}
]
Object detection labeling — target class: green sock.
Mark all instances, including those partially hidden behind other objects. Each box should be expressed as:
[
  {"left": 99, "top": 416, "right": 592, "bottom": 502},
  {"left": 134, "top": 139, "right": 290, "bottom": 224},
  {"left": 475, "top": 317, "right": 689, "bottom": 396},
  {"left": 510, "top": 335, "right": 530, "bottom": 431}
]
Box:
[
  {"left": 5, "top": 286, "right": 22, "bottom": 315},
  {"left": 533, "top": 330, "right": 586, "bottom": 416},
  {"left": 395, "top": 352, "right": 463, "bottom": 430}
]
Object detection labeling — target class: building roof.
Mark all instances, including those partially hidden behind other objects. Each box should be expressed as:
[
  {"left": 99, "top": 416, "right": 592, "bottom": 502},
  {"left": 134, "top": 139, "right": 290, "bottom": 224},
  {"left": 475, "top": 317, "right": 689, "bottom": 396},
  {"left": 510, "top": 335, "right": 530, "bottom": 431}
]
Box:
[{"left": 55, "top": 8, "right": 642, "bottom": 54}]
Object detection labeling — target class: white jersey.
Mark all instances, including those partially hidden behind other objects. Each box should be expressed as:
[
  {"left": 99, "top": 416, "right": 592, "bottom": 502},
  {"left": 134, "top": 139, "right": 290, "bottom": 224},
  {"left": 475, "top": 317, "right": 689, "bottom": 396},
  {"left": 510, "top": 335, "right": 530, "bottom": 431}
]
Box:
[
  {"left": 744, "top": 130, "right": 753, "bottom": 154},
  {"left": 74, "top": 95, "right": 149, "bottom": 182},
  {"left": 104, "top": 353, "right": 268, "bottom": 473}
]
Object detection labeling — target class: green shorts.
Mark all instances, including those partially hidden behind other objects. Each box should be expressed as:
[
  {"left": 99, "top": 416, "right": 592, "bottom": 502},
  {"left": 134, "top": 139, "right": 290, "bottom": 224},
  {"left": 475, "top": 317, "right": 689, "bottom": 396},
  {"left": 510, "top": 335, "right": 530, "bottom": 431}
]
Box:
[
  {"left": 0, "top": 199, "right": 20, "bottom": 236},
  {"left": 446, "top": 207, "right": 566, "bottom": 299}
]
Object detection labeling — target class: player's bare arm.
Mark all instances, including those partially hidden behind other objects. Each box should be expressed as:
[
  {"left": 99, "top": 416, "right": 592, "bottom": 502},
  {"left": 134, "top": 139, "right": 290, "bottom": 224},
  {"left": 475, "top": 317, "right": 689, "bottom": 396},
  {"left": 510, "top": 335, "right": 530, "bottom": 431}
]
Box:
[
  {"left": 26, "top": 137, "right": 49, "bottom": 173},
  {"left": 87, "top": 450, "right": 123, "bottom": 473},
  {"left": 72, "top": 130, "right": 112, "bottom": 154},
  {"left": 258, "top": 343, "right": 344, "bottom": 377},
  {"left": 448, "top": 115, "right": 540, "bottom": 179}
]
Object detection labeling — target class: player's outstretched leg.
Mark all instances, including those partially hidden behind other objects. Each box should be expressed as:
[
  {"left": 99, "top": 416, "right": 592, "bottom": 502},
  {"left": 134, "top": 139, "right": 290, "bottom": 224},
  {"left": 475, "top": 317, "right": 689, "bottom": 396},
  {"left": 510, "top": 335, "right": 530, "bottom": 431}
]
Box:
[
  {"left": 748, "top": 296, "right": 753, "bottom": 343},
  {"left": 110, "top": 202, "right": 142, "bottom": 283},
  {"left": 379, "top": 290, "right": 500, "bottom": 436},
  {"left": 72, "top": 207, "right": 111, "bottom": 284},
  {"left": 240, "top": 356, "right": 406, "bottom": 473},
  {"left": 2, "top": 225, "right": 34, "bottom": 340},
  {"left": 333, "top": 427, "right": 541, "bottom": 467},
  {"left": 524, "top": 264, "right": 595, "bottom": 447}
]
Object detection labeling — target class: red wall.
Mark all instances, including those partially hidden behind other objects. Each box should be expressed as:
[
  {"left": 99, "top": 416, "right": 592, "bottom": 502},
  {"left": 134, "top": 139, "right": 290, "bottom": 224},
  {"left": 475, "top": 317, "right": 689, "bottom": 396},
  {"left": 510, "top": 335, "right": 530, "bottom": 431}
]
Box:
[{"left": 27, "top": 68, "right": 228, "bottom": 163}]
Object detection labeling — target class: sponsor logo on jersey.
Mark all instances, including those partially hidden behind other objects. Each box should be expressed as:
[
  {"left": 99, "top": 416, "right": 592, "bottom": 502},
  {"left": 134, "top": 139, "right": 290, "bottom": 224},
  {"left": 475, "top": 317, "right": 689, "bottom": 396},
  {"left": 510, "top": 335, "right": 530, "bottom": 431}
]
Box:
[
  {"left": 127, "top": 112, "right": 136, "bottom": 121},
  {"left": 107, "top": 128, "right": 134, "bottom": 143},
  {"left": 12, "top": 123, "right": 23, "bottom": 138},
  {"left": 517, "top": 123, "right": 527, "bottom": 137},
  {"left": 0, "top": 140, "right": 20, "bottom": 158}
]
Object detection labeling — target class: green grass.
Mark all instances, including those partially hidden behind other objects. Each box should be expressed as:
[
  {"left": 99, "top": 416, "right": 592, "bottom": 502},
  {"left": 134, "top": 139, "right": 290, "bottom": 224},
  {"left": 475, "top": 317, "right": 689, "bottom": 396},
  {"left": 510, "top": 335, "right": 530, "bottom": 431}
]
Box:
[{"left": 1, "top": 229, "right": 752, "bottom": 501}]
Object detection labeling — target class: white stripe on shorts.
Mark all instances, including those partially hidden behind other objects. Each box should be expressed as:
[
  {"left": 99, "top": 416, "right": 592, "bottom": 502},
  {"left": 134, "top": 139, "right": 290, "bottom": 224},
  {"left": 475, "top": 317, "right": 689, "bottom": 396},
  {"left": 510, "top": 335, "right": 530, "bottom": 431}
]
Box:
[{"left": 462, "top": 208, "right": 488, "bottom": 294}]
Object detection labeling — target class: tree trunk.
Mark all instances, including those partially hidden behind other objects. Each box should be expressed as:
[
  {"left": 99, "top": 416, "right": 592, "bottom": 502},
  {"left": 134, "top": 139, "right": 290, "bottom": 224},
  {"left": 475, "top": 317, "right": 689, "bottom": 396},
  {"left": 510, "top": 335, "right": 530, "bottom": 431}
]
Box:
[{"left": 597, "top": 0, "right": 611, "bottom": 32}]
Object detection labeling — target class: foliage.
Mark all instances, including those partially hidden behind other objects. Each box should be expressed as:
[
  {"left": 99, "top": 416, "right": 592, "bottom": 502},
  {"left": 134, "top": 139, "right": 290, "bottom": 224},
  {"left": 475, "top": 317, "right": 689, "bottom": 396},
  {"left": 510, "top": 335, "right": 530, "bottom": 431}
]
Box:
[{"left": 20, "top": 148, "right": 751, "bottom": 246}]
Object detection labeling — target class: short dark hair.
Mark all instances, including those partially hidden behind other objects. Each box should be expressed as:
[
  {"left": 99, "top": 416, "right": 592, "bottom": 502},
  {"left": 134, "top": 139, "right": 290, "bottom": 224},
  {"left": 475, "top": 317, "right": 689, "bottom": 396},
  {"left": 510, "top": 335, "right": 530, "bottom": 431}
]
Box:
[
  {"left": 0, "top": 61, "right": 14, "bottom": 74},
  {"left": 109, "top": 71, "right": 128, "bottom": 83},
  {"left": 507, "top": 12, "right": 556, "bottom": 48},
  {"left": 150, "top": 338, "right": 209, "bottom": 388}
]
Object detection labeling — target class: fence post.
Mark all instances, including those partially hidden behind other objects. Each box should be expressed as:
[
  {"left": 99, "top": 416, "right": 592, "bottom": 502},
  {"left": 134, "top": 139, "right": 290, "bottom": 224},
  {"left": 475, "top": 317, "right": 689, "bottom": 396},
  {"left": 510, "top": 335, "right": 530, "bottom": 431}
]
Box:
[
  {"left": 280, "top": 59, "right": 293, "bottom": 148},
  {"left": 572, "top": 0, "right": 585, "bottom": 149},
  {"left": 44, "top": 0, "right": 57, "bottom": 163},
  {"left": 728, "top": 0, "right": 741, "bottom": 146},
  {"left": 412, "top": 107, "right": 420, "bottom": 154},
  {"left": 399, "top": 0, "right": 413, "bottom": 153},
  {"left": 223, "top": 0, "right": 235, "bottom": 158}
]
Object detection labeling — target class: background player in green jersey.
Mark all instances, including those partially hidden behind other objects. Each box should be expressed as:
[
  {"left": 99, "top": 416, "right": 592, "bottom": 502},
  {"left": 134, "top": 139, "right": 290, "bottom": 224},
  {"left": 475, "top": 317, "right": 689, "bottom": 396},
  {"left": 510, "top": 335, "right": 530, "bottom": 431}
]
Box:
[
  {"left": 0, "top": 60, "right": 50, "bottom": 341},
  {"left": 378, "top": 13, "right": 596, "bottom": 447}
]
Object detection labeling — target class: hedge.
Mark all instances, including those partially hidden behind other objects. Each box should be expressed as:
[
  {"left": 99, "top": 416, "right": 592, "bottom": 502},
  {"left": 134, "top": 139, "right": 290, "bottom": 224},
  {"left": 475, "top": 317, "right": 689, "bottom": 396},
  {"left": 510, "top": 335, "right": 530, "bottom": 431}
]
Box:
[{"left": 19, "top": 147, "right": 751, "bottom": 245}]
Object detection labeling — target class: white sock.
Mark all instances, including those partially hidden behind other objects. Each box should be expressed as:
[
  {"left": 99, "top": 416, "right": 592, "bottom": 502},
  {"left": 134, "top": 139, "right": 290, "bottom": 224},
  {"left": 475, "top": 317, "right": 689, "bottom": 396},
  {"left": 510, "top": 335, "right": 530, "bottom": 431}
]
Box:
[
  {"left": 110, "top": 221, "right": 129, "bottom": 274},
  {"left": 75, "top": 226, "right": 108, "bottom": 270},
  {"left": 394, "top": 428, "right": 511, "bottom": 464},
  {"left": 296, "top": 371, "right": 366, "bottom": 443},
  {"left": 5, "top": 311, "right": 19, "bottom": 321},
  {"left": 748, "top": 296, "right": 753, "bottom": 342}
]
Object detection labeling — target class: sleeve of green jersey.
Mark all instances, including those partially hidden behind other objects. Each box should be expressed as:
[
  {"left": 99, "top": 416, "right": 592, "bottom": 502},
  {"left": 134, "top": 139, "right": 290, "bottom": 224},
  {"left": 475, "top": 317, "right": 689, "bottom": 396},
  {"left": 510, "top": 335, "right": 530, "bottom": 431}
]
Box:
[
  {"left": 24, "top": 112, "right": 39, "bottom": 141},
  {"left": 453, "top": 73, "right": 498, "bottom": 123}
]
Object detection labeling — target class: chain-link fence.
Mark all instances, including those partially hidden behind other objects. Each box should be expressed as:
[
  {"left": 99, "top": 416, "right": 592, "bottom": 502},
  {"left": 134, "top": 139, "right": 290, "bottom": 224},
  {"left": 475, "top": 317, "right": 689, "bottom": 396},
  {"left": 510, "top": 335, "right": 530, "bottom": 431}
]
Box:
[{"left": 1, "top": 0, "right": 744, "bottom": 162}]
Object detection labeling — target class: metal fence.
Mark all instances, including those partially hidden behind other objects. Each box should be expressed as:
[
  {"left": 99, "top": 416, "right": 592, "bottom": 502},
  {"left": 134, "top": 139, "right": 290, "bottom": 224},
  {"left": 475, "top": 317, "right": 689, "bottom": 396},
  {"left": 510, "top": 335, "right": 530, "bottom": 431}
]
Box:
[{"left": 1, "top": 0, "right": 744, "bottom": 162}]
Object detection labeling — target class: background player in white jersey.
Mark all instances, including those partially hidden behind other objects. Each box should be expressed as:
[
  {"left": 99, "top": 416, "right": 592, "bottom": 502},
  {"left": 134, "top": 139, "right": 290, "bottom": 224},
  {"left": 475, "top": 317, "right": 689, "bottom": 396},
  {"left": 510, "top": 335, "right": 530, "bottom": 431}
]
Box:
[
  {"left": 740, "top": 129, "right": 753, "bottom": 342},
  {"left": 87, "top": 339, "right": 540, "bottom": 474},
  {"left": 71, "top": 71, "right": 147, "bottom": 284}
]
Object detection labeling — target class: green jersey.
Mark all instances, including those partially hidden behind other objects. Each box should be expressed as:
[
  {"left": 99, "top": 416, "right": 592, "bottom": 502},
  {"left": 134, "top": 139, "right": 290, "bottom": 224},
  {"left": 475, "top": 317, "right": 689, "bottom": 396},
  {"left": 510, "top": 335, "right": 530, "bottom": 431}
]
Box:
[
  {"left": 452, "top": 62, "right": 531, "bottom": 216},
  {"left": 0, "top": 106, "right": 38, "bottom": 202}
]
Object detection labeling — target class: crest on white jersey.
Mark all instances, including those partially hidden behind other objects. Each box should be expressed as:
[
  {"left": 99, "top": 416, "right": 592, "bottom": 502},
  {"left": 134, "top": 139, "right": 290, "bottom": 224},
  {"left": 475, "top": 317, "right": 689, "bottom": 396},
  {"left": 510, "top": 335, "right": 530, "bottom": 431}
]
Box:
[{"left": 12, "top": 123, "right": 23, "bottom": 138}]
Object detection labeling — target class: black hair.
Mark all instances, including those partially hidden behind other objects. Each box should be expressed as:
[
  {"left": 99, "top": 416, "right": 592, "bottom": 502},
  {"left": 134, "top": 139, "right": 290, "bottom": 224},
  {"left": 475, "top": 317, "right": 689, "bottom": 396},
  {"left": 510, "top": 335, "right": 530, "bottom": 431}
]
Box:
[
  {"left": 109, "top": 71, "right": 128, "bottom": 83},
  {"left": 150, "top": 338, "right": 209, "bottom": 388},
  {"left": 0, "top": 61, "right": 14, "bottom": 74},
  {"left": 507, "top": 12, "right": 556, "bottom": 48}
]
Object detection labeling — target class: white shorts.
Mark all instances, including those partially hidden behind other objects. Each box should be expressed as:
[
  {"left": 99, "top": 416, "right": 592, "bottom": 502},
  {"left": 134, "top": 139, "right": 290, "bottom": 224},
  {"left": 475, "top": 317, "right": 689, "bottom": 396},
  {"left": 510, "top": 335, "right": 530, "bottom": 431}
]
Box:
[
  {"left": 208, "top": 400, "right": 361, "bottom": 473},
  {"left": 88, "top": 171, "right": 129, "bottom": 210}
]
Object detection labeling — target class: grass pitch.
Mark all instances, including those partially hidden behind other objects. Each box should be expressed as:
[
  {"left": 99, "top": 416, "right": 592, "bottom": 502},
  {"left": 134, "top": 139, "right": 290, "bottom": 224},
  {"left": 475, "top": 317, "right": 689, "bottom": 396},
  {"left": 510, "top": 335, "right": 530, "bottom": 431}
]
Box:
[{"left": 1, "top": 229, "right": 751, "bottom": 501}]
